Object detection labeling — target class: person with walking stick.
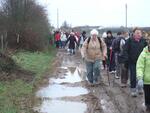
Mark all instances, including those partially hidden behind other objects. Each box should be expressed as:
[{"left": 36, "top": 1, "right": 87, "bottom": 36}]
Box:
[{"left": 81, "top": 29, "right": 107, "bottom": 86}]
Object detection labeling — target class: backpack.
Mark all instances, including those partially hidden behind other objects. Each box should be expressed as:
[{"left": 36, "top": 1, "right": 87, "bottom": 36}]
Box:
[
  {"left": 113, "top": 37, "right": 125, "bottom": 53},
  {"left": 87, "top": 37, "right": 103, "bottom": 52}
]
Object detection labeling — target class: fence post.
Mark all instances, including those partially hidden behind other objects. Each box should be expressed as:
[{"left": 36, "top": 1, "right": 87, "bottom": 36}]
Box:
[
  {"left": 1, "top": 35, "right": 4, "bottom": 52},
  {"left": 17, "top": 34, "right": 20, "bottom": 43}
]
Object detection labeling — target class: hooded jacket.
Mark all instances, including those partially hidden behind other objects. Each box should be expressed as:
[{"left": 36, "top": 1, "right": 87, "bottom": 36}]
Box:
[{"left": 137, "top": 46, "right": 150, "bottom": 84}]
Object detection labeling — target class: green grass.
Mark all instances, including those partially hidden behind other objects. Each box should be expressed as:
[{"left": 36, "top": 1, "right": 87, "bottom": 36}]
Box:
[
  {"left": 12, "top": 50, "right": 56, "bottom": 77},
  {"left": 0, "top": 49, "right": 56, "bottom": 113},
  {"left": 0, "top": 80, "right": 32, "bottom": 113}
]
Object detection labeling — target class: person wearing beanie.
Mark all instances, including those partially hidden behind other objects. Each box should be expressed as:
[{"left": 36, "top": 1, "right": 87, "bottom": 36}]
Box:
[
  {"left": 104, "top": 30, "right": 115, "bottom": 73},
  {"left": 101, "top": 32, "right": 107, "bottom": 70},
  {"left": 136, "top": 33, "right": 150, "bottom": 112},
  {"left": 81, "top": 29, "right": 107, "bottom": 85}
]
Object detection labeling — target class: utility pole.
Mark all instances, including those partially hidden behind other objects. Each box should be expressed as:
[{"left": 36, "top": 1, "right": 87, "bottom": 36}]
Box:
[
  {"left": 125, "top": 3, "right": 127, "bottom": 28},
  {"left": 57, "top": 8, "right": 59, "bottom": 29}
]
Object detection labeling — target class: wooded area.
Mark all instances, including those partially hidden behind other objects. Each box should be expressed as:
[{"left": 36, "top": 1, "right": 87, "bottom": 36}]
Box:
[{"left": 0, "top": 0, "right": 51, "bottom": 51}]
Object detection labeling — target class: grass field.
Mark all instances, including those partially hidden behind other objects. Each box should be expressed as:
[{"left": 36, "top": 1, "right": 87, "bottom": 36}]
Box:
[{"left": 0, "top": 49, "right": 56, "bottom": 113}]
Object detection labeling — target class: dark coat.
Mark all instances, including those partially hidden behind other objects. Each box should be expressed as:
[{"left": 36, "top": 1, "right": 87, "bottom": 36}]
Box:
[
  {"left": 112, "top": 36, "right": 125, "bottom": 53},
  {"left": 65, "top": 35, "right": 78, "bottom": 49},
  {"left": 104, "top": 36, "right": 115, "bottom": 49},
  {"left": 120, "top": 37, "right": 147, "bottom": 64}
]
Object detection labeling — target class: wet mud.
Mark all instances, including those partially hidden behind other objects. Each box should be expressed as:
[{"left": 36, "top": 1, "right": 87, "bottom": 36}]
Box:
[{"left": 33, "top": 49, "right": 146, "bottom": 113}]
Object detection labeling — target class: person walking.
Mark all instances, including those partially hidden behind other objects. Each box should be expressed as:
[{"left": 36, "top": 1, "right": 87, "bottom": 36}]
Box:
[
  {"left": 104, "top": 31, "right": 115, "bottom": 73},
  {"left": 81, "top": 29, "right": 107, "bottom": 85},
  {"left": 136, "top": 33, "right": 150, "bottom": 112},
  {"left": 112, "top": 32, "right": 123, "bottom": 79},
  {"left": 101, "top": 32, "right": 107, "bottom": 70},
  {"left": 119, "top": 31, "right": 130, "bottom": 87},
  {"left": 122, "top": 28, "right": 147, "bottom": 97},
  {"left": 55, "top": 31, "right": 61, "bottom": 48},
  {"left": 65, "top": 32, "right": 78, "bottom": 55},
  {"left": 61, "top": 32, "right": 67, "bottom": 48},
  {"left": 78, "top": 31, "right": 87, "bottom": 48}
]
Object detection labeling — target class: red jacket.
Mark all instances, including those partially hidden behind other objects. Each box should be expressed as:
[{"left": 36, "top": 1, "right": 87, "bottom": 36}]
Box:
[{"left": 55, "top": 33, "right": 61, "bottom": 41}]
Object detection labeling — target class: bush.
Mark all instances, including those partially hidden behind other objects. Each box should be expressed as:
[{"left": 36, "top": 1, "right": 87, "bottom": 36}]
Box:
[
  {"left": 0, "top": 53, "right": 16, "bottom": 72},
  {"left": 0, "top": 0, "right": 52, "bottom": 51}
]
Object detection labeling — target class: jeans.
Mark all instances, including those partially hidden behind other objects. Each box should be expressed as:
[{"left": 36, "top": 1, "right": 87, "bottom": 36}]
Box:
[
  {"left": 129, "top": 63, "right": 136, "bottom": 88},
  {"left": 61, "top": 41, "right": 66, "bottom": 48},
  {"left": 86, "top": 60, "right": 101, "bottom": 83}
]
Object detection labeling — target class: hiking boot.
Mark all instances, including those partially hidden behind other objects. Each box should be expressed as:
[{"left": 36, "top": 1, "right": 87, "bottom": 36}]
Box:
[
  {"left": 115, "top": 75, "right": 120, "bottom": 79},
  {"left": 131, "top": 88, "right": 137, "bottom": 97},
  {"left": 138, "top": 89, "right": 144, "bottom": 95},
  {"left": 109, "top": 71, "right": 116, "bottom": 74},
  {"left": 93, "top": 80, "right": 102, "bottom": 85},
  {"left": 87, "top": 81, "right": 94, "bottom": 87},
  {"left": 146, "top": 106, "right": 150, "bottom": 112},
  {"left": 131, "top": 92, "right": 137, "bottom": 97},
  {"left": 137, "top": 86, "right": 144, "bottom": 95},
  {"left": 121, "top": 83, "right": 127, "bottom": 88}
]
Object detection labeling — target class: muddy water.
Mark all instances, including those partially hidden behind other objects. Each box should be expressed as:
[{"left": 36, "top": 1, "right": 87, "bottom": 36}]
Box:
[
  {"left": 34, "top": 100, "right": 87, "bottom": 113},
  {"left": 34, "top": 56, "right": 89, "bottom": 113},
  {"left": 36, "top": 84, "right": 88, "bottom": 98},
  {"left": 34, "top": 51, "right": 145, "bottom": 113},
  {"left": 33, "top": 51, "right": 118, "bottom": 113},
  {"left": 51, "top": 67, "right": 84, "bottom": 84}
]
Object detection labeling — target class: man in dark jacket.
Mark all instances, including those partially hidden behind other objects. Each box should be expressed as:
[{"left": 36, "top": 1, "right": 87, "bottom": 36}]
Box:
[
  {"left": 122, "top": 28, "right": 147, "bottom": 97},
  {"left": 104, "top": 30, "right": 115, "bottom": 72}
]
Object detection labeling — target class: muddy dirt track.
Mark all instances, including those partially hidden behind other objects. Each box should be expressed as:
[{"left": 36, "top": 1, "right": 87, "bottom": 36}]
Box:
[{"left": 33, "top": 49, "right": 147, "bottom": 113}]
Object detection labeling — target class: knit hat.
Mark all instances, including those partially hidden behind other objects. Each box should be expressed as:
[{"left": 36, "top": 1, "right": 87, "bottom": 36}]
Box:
[
  {"left": 90, "top": 29, "right": 98, "bottom": 36},
  {"left": 82, "top": 31, "right": 86, "bottom": 35},
  {"left": 102, "top": 32, "right": 107, "bottom": 38},
  {"left": 107, "top": 30, "right": 112, "bottom": 34}
]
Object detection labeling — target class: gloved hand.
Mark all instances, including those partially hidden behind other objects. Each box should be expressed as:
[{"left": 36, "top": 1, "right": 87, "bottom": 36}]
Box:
[{"left": 138, "top": 79, "right": 143, "bottom": 89}]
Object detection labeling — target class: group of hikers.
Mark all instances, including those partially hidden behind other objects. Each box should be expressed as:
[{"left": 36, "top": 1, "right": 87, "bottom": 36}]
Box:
[
  {"left": 54, "top": 28, "right": 150, "bottom": 112},
  {"left": 54, "top": 30, "right": 86, "bottom": 55}
]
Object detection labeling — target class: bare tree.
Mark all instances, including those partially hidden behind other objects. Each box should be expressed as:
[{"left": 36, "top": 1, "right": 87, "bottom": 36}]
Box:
[{"left": 0, "top": 0, "right": 52, "bottom": 51}]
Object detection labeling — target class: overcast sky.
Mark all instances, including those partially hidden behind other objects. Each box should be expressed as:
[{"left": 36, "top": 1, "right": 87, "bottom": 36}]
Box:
[{"left": 37, "top": 0, "right": 150, "bottom": 28}]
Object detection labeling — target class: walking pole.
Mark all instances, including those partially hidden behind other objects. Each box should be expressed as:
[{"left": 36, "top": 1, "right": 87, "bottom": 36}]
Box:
[
  {"left": 109, "top": 48, "right": 113, "bottom": 64},
  {"left": 105, "top": 57, "right": 110, "bottom": 86}
]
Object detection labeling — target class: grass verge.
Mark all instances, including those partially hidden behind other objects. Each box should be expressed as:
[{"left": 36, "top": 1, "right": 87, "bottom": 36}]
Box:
[{"left": 0, "top": 48, "right": 56, "bottom": 113}]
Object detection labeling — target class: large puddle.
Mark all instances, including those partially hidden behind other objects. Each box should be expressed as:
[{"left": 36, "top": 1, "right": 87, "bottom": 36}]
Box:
[
  {"left": 34, "top": 100, "right": 87, "bottom": 113},
  {"left": 36, "top": 84, "right": 88, "bottom": 98},
  {"left": 34, "top": 65, "right": 88, "bottom": 113},
  {"left": 51, "top": 67, "right": 86, "bottom": 84}
]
